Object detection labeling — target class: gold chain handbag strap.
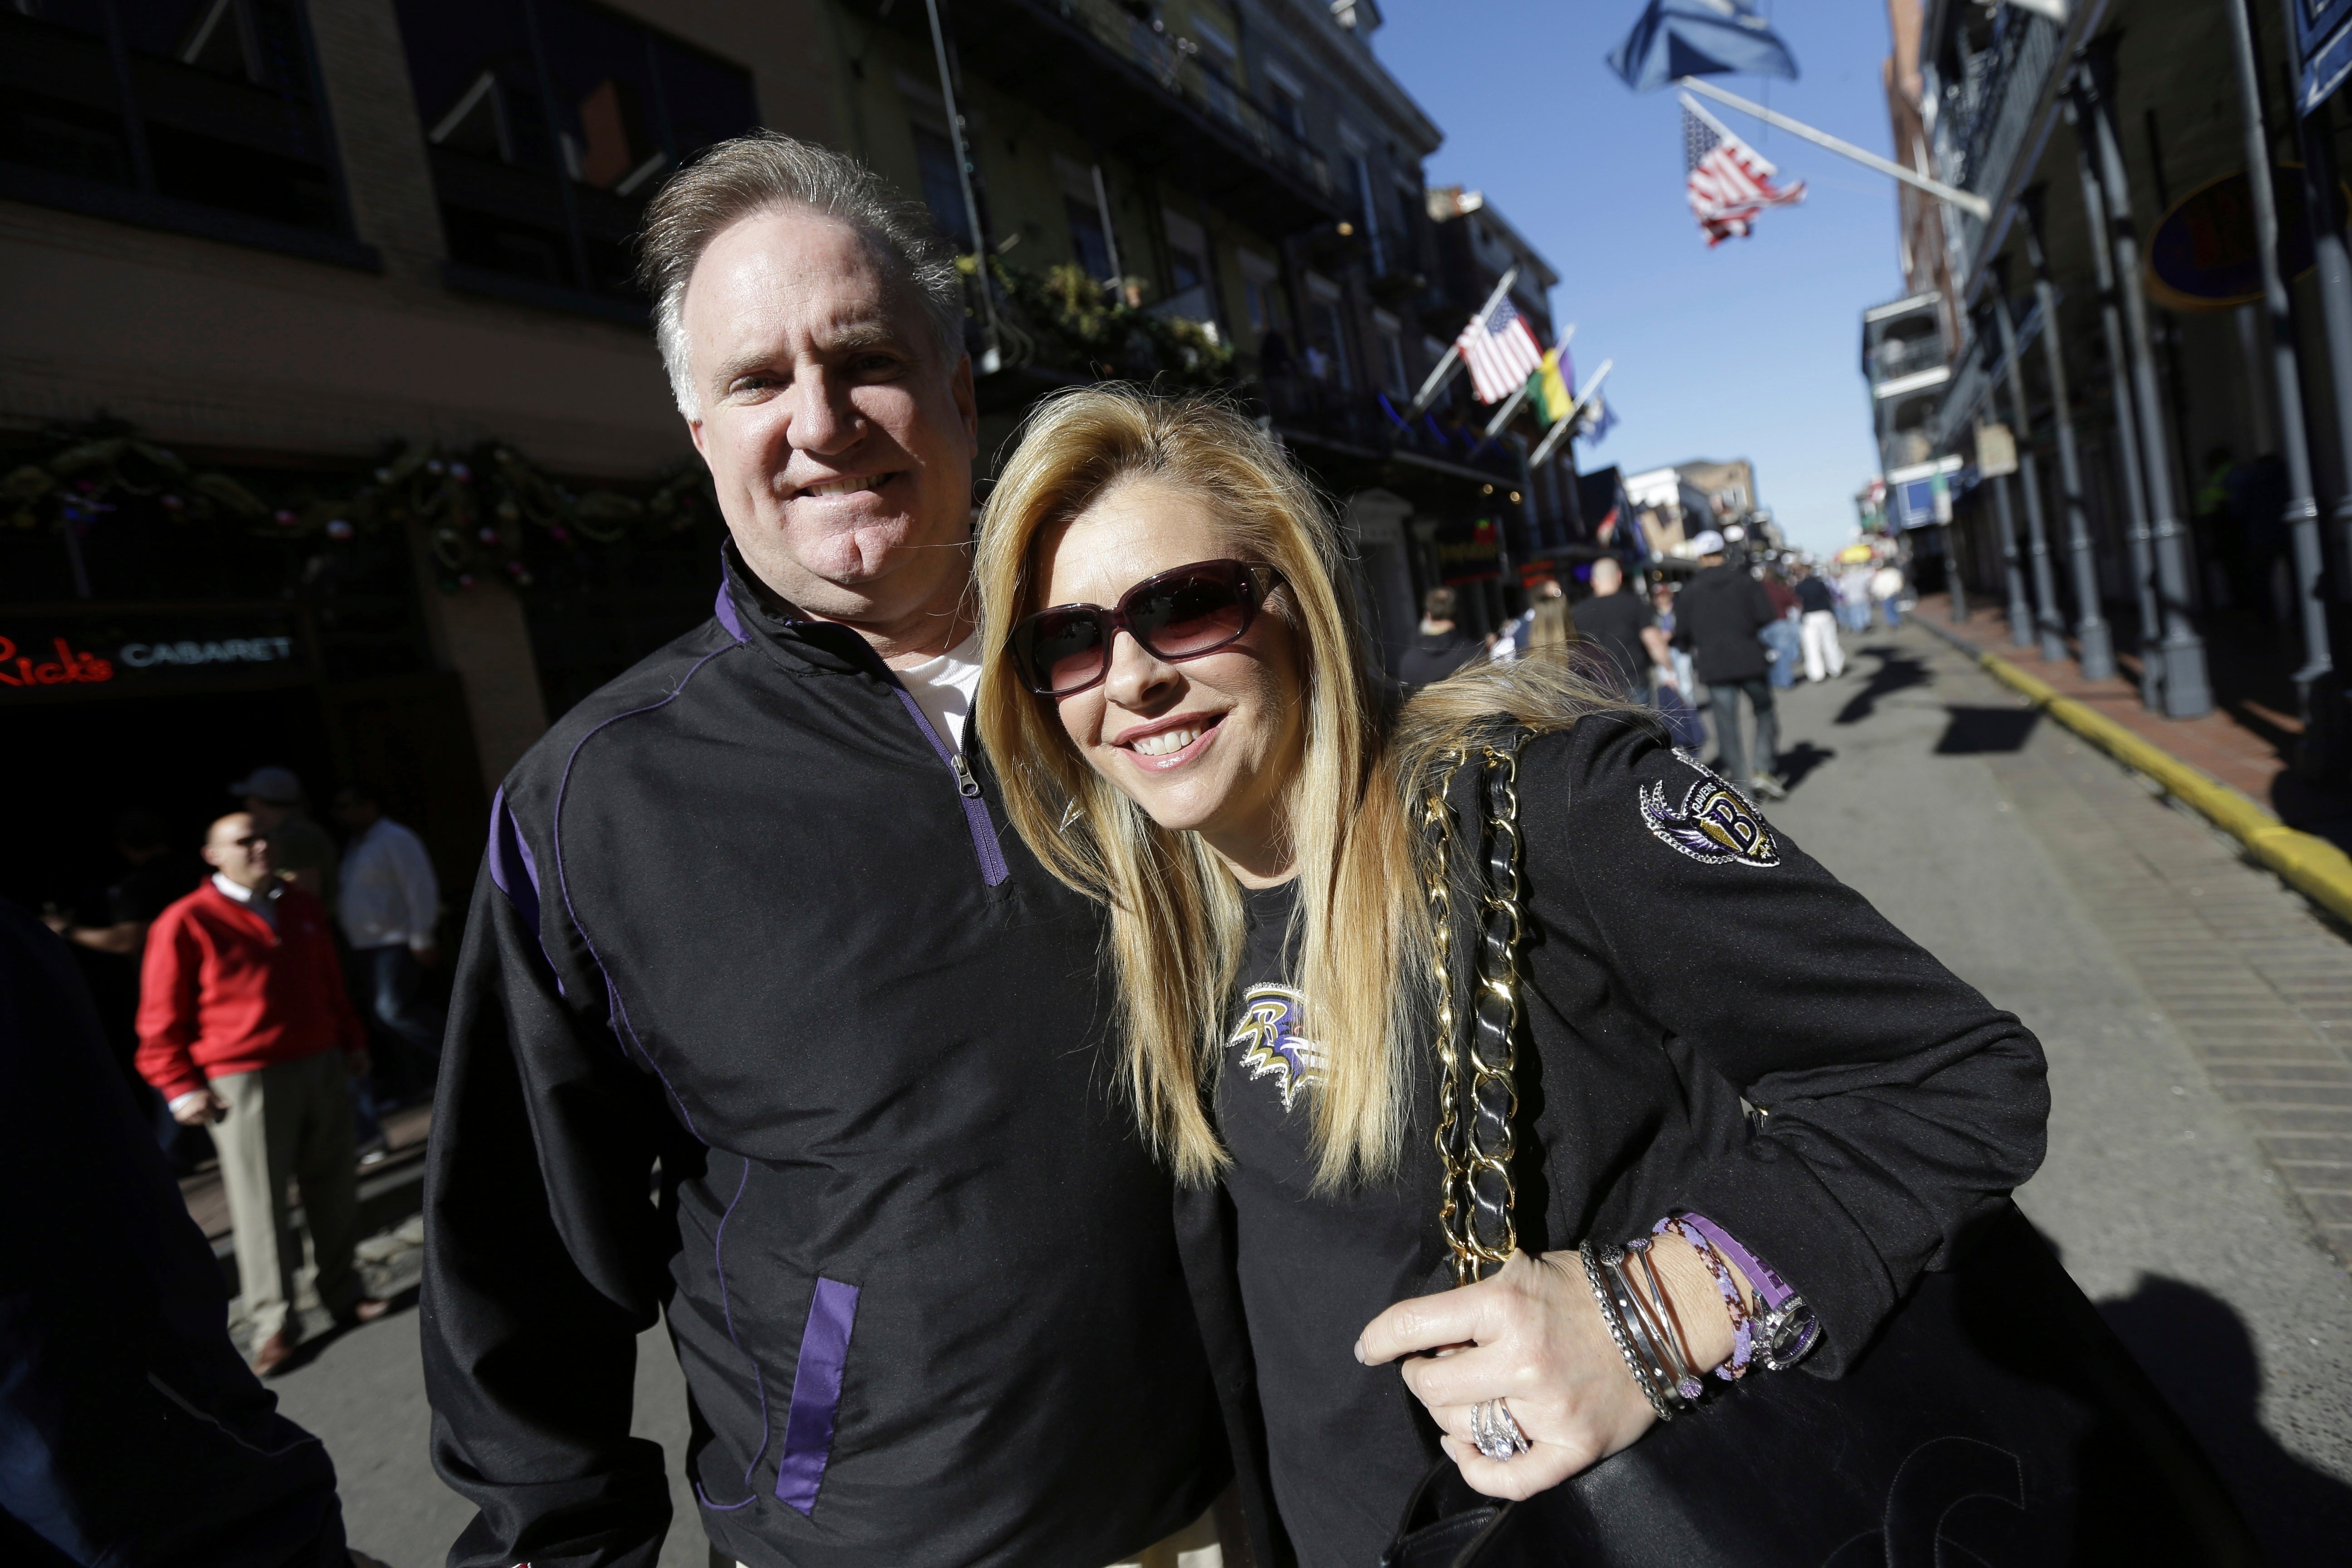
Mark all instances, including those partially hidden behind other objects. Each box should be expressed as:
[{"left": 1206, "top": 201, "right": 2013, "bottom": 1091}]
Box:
[{"left": 1422, "top": 731, "right": 1530, "bottom": 1286}]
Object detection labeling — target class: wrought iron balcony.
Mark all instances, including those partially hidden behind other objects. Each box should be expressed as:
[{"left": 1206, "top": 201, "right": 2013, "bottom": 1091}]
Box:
[
  {"left": 855, "top": 0, "right": 1343, "bottom": 237},
  {"left": 1926, "top": 1, "right": 2067, "bottom": 289}
]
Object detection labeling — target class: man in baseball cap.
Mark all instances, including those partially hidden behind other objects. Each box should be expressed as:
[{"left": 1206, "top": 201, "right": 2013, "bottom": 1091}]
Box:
[{"left": 230, "top": 767, "right": 337, "bottom": 904}]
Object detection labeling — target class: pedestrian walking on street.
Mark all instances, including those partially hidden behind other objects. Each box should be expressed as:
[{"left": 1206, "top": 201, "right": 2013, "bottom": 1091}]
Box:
[
  {"left": 1837, "top": 562, "right": 1873, "bottom": 632},
  {"left": 1871, "top": 561, "right": 1906, "bottom": 630},
  {"left": 40, "top": 807, "right": 204, "bottom": 1163},
  {"left": 973, "top": 387, "right": 2053, "bottom": 1567},
  {"left": 1568, "top": 557, "right": 1674, "bottom": 701},
  {"left": 1760, "top": 565, "right": 1802, "bottom": 691},
  {"left": 1793, "top": 562, "right": 1844, "bottom": 681},
  {"left": 421, "top": 132, "right": 1232, "bottom": 1568},
  {"left": 1400, "top": 586, "right": 1486, "bottom": 686},
  {"left": 135, "top": 813, "right": 388, "bottom": 1377},
  {"left": 330, "top": 782, "right": 444, "bottom": 1112},
  {"left": 1673, "top": 530, "right": 1787, "bottom": 800}
]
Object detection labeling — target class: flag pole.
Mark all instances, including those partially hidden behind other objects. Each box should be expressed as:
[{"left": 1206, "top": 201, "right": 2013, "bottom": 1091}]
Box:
[
  {"left": 1408, "top": 265, "right": 1520, "bottom": 416},
  {"left": 1482, "top": 383, "right": 1531, "bottom": 439},
  {"left": 1676, "top": 77, "right": 1990, "bottom": 220},
  {"left": 1529, "top": 358, "right": 1613, "bottom": 469}
]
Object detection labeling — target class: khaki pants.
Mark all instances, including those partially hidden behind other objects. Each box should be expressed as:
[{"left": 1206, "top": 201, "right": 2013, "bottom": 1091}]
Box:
[{"left": 212, "top": 1049, "right": 363, "bottom": 1341}]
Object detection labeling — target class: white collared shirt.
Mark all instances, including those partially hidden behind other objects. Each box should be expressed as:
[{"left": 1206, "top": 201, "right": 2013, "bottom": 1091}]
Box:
[
  {"left": 211, "top": 870, "right": 279, "bottom": 929},
  {"left": 338, "top": 816, "right": 441, "bottom": 952}
]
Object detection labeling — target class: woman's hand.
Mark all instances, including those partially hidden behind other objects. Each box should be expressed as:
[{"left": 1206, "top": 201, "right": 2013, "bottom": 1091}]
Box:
[{"left": 1354, "top": 1239, "right": 1739, "bottom": 1500}]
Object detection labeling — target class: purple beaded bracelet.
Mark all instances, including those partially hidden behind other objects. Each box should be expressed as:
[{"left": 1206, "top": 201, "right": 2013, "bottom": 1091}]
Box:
[{"left": 1655, "top": 1215, "right": 1754, "bottom": 1379}]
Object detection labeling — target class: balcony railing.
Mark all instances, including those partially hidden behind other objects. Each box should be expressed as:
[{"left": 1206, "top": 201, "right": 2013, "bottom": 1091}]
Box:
[
  {"left": 1928, "top": 4, "right": 2064, "bottom": 287},
  {"left": 1049, "top": 0, "right": 1333, "bottom": 199},
  {"left": 1265, "top": 379, "right": 1523, "bottom": 487}
]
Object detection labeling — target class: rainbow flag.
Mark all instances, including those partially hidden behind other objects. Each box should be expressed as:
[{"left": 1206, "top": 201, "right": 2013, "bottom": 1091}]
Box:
[{"left": 1528, "top": 346, "right": 1576, "bottom": 425}]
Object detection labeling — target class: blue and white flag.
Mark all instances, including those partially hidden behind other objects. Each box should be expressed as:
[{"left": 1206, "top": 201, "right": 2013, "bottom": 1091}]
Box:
[{"left": 1607, "top": 0, "right": 1799, "bottom": 93}]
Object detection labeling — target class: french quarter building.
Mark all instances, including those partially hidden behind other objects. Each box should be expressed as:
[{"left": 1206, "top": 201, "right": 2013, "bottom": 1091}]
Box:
[
  {"left": 1863, "top": 0, "right": 2352, "bottom": 738},
  {"left": 1, "top": 0, "right": 1587, "bottom": 921}
]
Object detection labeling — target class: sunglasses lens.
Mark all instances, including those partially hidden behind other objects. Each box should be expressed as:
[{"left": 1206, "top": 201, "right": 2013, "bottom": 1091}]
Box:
[
  {"left": 1024, "top": 609, "right": 1107, "bottom": 695},
  {"left": 1135, "top": 572, "right": 1249, "bottom": 660}
]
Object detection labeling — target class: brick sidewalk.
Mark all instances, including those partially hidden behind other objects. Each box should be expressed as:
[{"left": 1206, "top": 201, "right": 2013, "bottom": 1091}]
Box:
[
  {"left": 1955, "top": 657, "right": 2352, "bottom": 1267},
  {"left": 1914, "top": 593, "right": 2303, "bottom": 808}
]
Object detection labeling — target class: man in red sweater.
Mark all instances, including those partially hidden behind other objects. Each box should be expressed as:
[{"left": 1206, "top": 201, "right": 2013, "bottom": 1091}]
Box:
[{"left": 138, "top": 813, "right": 387, "bottom": 1375}]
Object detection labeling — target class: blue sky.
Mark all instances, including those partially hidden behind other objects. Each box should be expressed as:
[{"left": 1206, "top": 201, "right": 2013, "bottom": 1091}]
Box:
[{"left": 1372, "top": 1, "right": 1908, "bottom": 556}]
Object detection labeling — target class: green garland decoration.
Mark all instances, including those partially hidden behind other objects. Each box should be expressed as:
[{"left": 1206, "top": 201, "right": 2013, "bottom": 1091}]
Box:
[
  {"left": 968, "top": 258, "right": 1239, "bottom": 389},
  {"left": 3, "top": 418, "right": 714, "bottom": 595}
]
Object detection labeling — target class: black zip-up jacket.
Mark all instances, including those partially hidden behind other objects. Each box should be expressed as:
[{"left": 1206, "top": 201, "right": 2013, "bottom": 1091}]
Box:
[
  {"left": 1672, "top": 563, "right": 1778, "bottom": 684},
  {"left": 421, "top": 548, "right": 1225, "bottom": 1568}
]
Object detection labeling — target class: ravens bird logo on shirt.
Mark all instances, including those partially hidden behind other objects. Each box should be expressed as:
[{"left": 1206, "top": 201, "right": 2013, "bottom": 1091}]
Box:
[
  {"left": 1639, "top": 767, "right": 1781, "bottom": 868},
  {"left": 1230, "top": 985, "right": 1327, "bottom": 1113}
]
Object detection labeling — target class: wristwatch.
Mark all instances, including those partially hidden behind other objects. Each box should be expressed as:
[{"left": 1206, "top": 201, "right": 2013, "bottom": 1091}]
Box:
[{"left": 1676, "top": 1211, "right": 1820, "bottom": 1371}]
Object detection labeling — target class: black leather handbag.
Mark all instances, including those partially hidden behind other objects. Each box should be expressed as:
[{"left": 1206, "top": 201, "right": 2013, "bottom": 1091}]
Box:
[{"left": 1382, "top": 738, "right": 2258, "bottom": 1568}]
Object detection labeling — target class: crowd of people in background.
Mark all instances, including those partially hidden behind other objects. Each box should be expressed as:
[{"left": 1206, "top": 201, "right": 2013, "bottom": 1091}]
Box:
[
  {"left": 38, "top": 766, "right": 444, "bottom": 1377},
  {"left": 1405, "top": 536, "right": 1913, "bottom": 808}
]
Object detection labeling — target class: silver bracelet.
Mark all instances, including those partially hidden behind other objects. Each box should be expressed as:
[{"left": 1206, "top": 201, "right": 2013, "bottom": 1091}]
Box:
[
  {"left": 1581, "top": 1243, "right": 1676, "bottom": 1421},
  {"left": 1601, "top": 1248, "right": 1694, "bottom": 1413},
  {"left": 1626, "top": 1237, "right": 1707, "bottom": 1404}
]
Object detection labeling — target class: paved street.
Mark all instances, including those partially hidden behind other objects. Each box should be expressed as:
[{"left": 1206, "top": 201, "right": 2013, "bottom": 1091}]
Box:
[{"left": 268, "top": 618, "right": 2352, "bottom": 1567}]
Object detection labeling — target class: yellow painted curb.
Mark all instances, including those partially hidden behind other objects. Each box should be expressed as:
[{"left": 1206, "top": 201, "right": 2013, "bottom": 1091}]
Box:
[{"left": 1920, "top": 622, "right": 2352, "bottom": 927}]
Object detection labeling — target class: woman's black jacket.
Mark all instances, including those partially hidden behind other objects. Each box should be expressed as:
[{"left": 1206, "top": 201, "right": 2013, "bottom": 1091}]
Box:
[{"left": 1181, "top": 715, "right": 2050, "bottom": 1559}]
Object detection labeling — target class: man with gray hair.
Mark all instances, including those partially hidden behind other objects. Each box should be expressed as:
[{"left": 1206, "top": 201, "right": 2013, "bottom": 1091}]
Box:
[{"left": 421, "top": 132, "right": 1238, "bottom": 1568}]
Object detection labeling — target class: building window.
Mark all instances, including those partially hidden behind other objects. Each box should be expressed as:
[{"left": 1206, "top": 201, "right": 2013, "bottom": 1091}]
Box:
[
  {"left": 1372, "top": 309, "right": 1407, "bottom": 397},
  {"left": 392, "top": 0, "right": 758, "bottom": 314},
  {"left": 1161, "top": 207, "right": 1210, "bottom": 312},
  {"left": 911, "top": 123, "right": 973, "bottom": 250},
  {"left": 1066, "top": 195, "right": 1112, "bottom": 280},
  {"left": 0, "top": 0, "right": 366, "bottom": 262},
  {"left": 1347, "top": 152, "right": 1384, "bottom": 274},
  {"left": 1303, "top": 273, "right": 1351, "bottom": 390},
  {"left": 1264, "top": 61, "right": 1307, "bottom": 141}
]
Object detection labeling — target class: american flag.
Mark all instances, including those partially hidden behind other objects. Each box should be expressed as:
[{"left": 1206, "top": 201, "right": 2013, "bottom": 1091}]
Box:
[
  {"left": 1455, "top": 294, "right": 1546, "bottom": 404},
  {"left": 1683, "top": 102, "right": 1805, "bottom": 246}
]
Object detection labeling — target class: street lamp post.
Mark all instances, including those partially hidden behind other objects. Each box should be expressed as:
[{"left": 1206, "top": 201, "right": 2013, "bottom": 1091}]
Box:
[
  {"left": 2228, "top": 0, "right": 2333, "bottom": 705},
  {"left": 1991, "top": 271, "right": 2070, "bottom": 665},
  {"left": 2081, "top": 47, "right": 2211, "bottom": 718},
  {"left": 2019, "top": 186, "right": 2116, "bottom": 680}
]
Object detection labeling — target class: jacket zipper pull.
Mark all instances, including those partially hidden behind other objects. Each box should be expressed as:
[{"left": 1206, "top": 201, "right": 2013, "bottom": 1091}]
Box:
[{"left": 951, "top": 754, "right": 983, "bottom": 799}]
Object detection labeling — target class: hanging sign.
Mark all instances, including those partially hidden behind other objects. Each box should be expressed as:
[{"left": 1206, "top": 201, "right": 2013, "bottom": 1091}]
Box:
[
  {"left": 1976, "top": 422, "right": 2019, "bottom": 479},
  {"left": 2290, "top": 0, "right": 2352, "bottom": 115},
  {"left": 2144, "top": 168, "right": 2324, "bottom": 312}
]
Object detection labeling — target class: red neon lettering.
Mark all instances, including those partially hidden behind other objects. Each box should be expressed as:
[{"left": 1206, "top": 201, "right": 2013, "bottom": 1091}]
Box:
[{"left": 0, "top": 635, "right": 115, "bottom": 689}]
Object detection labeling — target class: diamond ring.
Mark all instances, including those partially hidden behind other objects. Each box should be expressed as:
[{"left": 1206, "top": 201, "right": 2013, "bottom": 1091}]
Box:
[{"left": 1469, "top": 1397, "right": 1531, "bottom": 1462}]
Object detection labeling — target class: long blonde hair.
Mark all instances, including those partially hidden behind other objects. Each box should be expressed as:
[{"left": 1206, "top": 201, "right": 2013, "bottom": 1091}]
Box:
[{"left": 975, "top": 386, "right": 1639, "bottom": 1188}]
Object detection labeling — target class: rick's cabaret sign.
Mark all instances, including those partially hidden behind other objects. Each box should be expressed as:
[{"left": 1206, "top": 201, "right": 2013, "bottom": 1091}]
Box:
[{"left": 0, "top": 627, "right": 299, "bottom": 691}]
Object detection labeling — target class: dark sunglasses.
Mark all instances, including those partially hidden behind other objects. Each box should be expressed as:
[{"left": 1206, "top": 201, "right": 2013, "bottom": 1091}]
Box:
[{"left": 1010, "top": 558, "right": 1285, "bottom": 697}]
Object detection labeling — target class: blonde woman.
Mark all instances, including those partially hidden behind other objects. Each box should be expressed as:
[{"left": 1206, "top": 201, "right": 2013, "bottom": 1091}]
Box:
[{"left": 973, "top": 388, "right": 2046, "bottom": 1565}]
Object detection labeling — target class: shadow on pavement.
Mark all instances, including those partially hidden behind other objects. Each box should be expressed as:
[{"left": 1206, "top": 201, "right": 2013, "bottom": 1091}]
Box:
[
  {"left": 1935, "top": 706, "right": 2042, "bottom": 755},
  {"left": 1775, "top": 742, "right": 1835, "bottom": 791},
  {"left": 262, "top": 1283, "right": 423, "bottom": 1382},
  {"left": 1834, "top": 647, "right": 1933, "bottom": 726},
  {"left": 2100, "top": 1275, "right": 2352, "bottom": 1564}
]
